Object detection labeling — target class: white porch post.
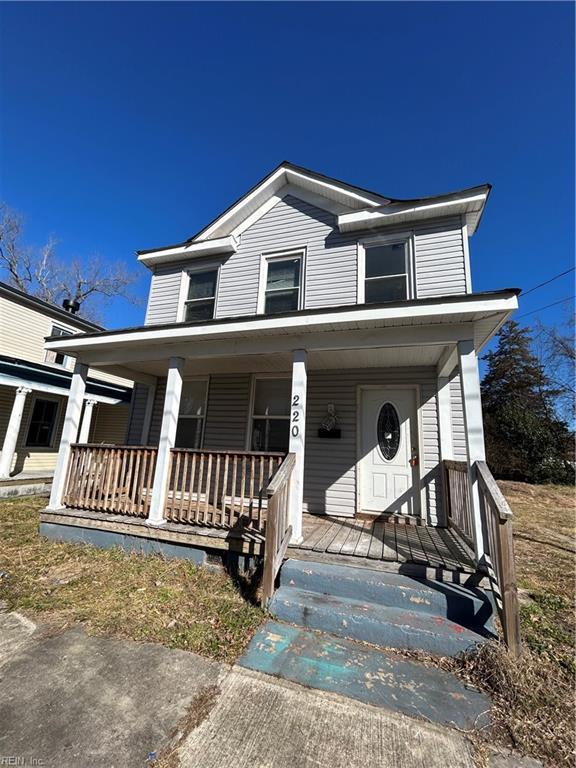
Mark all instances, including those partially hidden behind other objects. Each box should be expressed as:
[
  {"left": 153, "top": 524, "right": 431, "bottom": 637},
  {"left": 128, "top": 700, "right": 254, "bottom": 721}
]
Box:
[
  {"left": 0, "top": 386, "right": 32, "bottom": 479},
  {"left": 78, "top": 398, "right": 97, "bottom": 444},
  {"left": 458, "top": 339, "right": 486, "bottom": 560},
  {"left": 288, "top": 349, "right": 307, "bottom": 544},
  {"left": 47, "top": 360, "right": 88, "bottom": 509},
  {"left": 147, "top": 357, "right": 183, "bottom": 526},
  {"left": 437, "top": 376, "right": 454, "bottom": 462}
]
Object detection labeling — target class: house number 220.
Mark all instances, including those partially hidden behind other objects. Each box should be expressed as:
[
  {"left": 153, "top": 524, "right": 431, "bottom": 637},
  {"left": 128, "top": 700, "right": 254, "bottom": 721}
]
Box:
[{"left": 291, "top": 394, "right": 301, "bottom": 438}]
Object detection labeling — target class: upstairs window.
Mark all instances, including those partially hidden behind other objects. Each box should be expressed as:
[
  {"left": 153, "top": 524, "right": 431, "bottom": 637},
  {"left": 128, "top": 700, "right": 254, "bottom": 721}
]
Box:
[
  {"left": 261, "top": 253, "right": 303, "bottom": 315},
  {"left": 175, "top": 379, "right": 208, "bottom": 448},
  {"left": 26, "top": 397, "right": 59, "bottom": 447},
  {"left": 45, "top": 326, "right": 73, "bottom": 366},
  {"left": 362, "top": 242, "right": 410, "bottom": 304},
  {"left": 184, "top": 269, "right": 218, "bottom": 322},
  {"left": 250, "top": 377, "right": 291, "bottom": 452}
]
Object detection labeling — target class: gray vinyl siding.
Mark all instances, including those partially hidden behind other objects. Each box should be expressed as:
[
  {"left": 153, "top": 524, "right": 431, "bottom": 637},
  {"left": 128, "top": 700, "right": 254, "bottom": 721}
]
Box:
[
  {"left": 126, "top": 383, "right": 150, "bottom": 444},
  {"left": 148, "top": 379, "right": 167, "bottom": 445},
  {"left": 203, "top": 375, "right": 251, "bottom": 450},
  {"left": 449, "top": 374, "right": 467, "bottom": 461},
  {"left": 142, "top": 367, "right": 443, "bottom": 524},
  {"left": 143, "top": 197, "right": 469, "bottom": 325}
]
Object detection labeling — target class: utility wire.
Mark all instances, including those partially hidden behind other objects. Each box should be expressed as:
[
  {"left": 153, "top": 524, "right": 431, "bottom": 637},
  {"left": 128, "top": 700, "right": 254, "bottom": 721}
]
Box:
[
  {"left": 521, "top": 266, "right": 575, "bottom": 297},
  {"left": 516, "top": 295, "right": 575, "bottom": 320}
]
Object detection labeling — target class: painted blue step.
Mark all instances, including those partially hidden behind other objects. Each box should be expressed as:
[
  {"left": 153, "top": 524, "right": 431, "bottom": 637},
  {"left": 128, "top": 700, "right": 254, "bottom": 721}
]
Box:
[
  {"left": 239, "top": 620, "right": 491, "bottom": 729},
  {"left": 269, "top": 586, "right": 495, "bottom": 656},
  {"left": 280, "top": 559, "right": 494, "bottom": 633}
]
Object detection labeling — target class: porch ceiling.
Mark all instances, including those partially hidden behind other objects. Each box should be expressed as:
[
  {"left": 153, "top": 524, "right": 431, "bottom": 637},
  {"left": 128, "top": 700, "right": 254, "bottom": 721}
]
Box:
[{"left": 44, "top": 290, "right": 518, "bottom": 383}]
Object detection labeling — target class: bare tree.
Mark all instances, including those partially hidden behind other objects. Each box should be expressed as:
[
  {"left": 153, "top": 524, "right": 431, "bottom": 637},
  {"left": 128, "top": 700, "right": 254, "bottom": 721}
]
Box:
[
  {"left": 0, "top": 202, "right": 140, "bottom": 323},
  {"left": 533, "top": 310, "right": 575, "bottom": 423}
]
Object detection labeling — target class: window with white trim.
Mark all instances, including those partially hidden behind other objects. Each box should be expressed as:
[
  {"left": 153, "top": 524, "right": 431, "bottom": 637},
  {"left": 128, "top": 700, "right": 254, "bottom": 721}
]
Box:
[
  {"left": 250, "top": 378, "right": 291, "bottom": 452},
  {"left": 363, "top": 241, "right": 410, "bottom": 303},
  {"left": 184, "top": 269, "right": 218, "bottom": 322},
  {"left": 175, "top": 379, "right": 208, "bottom": 448},
  {"left": 25, "top": 397, "right": 59, "bottom": 448},
  {"left": 45, "top": 325, "right": 73, "bottom": 366},
  {"left": 262, "top": 253, "right": 303, "bottom": 315}
]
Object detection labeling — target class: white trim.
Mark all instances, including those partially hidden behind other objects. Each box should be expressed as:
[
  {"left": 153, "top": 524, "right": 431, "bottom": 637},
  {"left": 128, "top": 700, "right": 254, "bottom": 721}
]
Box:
[
  {"left": 23, "top": 393, "right": 63, "bottom": 451},
  {"left": 0, "top": 372, "right": 124, "bottom": 405},
  {"left": 138, "top": 236, "right": 237, "bottom": 267},
  {"left": 256, "top": 248, "right": 306, "bottom": 315},
  {"left": 231, "top": 193, "right": 284, "bottom": 239},
  {"left": 461, "top": 218, "right": 473, "bottom": 293},
  {"left": 179, "top": 262, "right": 222, "bottom": 323},
  {"left": 357, "top": 233, "right": 416, "bottom": 304},
  {"left": 196, "top": 166, "right": 384, "bottom": 243},
  {"left": 45, "top": 295, "right": 519, "bottom": 355},
  {"left": 176, "top": 375, "right": 210, "bottom": 449},
  {"left": 356, "top": 384, "right": 422, "bottom": 520},
  {"left": 245, "top": 372, "right": 291, "bottom": 451},
  {"left": 338, "top": 192, "right": 489, "bottom": 235}
]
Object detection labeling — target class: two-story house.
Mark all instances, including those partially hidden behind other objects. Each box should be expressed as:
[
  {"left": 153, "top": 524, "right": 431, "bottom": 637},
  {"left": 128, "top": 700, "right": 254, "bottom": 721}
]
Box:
[
  {"left": 0, "top": 281, "right": 133, "bottom": 494},
  {"left": 38, "top": 163, "right": 521, "bottom": 652}
]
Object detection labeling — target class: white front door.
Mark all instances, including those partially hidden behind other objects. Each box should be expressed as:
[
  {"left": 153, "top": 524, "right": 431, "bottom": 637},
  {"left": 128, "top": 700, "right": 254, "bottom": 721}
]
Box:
[{"left": 359, "top": 387, "right": 419, "bottom": 516}]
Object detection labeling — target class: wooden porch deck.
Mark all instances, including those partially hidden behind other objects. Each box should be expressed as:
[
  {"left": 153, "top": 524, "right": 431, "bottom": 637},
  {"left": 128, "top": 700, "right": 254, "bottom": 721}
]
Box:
[{"left": 289, "top": 514, "right": 477, "bottom": 573}]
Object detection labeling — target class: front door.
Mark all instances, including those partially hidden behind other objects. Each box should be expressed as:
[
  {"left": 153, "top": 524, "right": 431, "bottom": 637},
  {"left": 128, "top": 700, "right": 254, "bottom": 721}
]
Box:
[{"left": 359, "top": 387, "right": 419, "bottom": 516}]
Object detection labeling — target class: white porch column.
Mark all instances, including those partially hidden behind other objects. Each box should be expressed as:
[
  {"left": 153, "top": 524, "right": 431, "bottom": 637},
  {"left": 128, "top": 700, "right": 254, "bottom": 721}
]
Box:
[
  {"left": 437, "top": 376, "right": 454, "bottom": 462},
  {"left": 0, "top": 386, "right": 32, "bottom": 479},
  {"left": 288, "top": 349, "right": 307, "bottom": 544},
  {"left": 147, "top": 357, "right": 184, "bottom": 526},
  {"left": 458, "top": 339, "right": 486, "bottom": 560},
  {"left": 47, "top": 360, "right": 88, "bottom": 509},
  {"left": 78, "top": 399, "right": 97, "bottom": 444}
]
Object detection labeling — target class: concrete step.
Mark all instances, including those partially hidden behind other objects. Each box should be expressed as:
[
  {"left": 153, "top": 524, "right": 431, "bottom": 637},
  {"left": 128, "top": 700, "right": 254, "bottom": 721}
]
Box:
[
  {"left": 239, "top": 620, "right": 491, "bottom": 729},
  {"left": 268, "top": 586, "right": 495, "bottom": 656},
  {"left": 280, "top": 558, "right": 494, "bottom": 633}
]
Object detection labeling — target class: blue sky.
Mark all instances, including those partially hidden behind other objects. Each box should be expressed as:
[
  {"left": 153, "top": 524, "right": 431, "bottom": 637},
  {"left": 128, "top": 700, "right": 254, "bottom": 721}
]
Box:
[{"left": 0, "top": 2, "right": 574, "bottom": 337}]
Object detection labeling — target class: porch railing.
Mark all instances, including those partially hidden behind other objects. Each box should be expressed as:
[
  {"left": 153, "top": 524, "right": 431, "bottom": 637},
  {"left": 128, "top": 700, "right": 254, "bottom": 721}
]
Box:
[
  {"left": 476, "top": 460, "right": 522, "bottom": 657},
  {"left": 261, "top": 452, "right": 295, "bottom": 607},
  {"left": 442, "top": 458, "right": 521, "bottom": 656},
  {"left": 63, "top": 444, "right": 157, "bottom": 517},
  {"left": 443, "top": 460, "right": 474, "bottom": 547},
  {"left": 164, "top": 449, "right": 285, "bottom": 530}
]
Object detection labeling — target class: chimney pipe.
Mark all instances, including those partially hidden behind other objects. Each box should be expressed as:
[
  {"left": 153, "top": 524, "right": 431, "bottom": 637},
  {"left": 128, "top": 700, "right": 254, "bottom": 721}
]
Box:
[{"left": 62, "top": 298, "right": 80, "bottom": 315}]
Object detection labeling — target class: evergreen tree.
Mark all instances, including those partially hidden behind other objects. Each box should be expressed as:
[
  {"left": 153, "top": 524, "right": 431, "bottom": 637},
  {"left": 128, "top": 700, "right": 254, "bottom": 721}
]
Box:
[{"left": 481, "top": 320, "right": 574, "bottom": 484}]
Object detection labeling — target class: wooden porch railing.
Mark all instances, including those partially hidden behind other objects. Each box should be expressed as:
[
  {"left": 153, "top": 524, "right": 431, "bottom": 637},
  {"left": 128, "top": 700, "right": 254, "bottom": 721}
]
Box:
[
  {"left": 164, "top": 449, "right": 285, "bottom": 530},
  {"left": 261, "top": 452, "right": 295, "bottom": 607},
  {"left": 476, "top": 460, "right": 522, "bottom": 657},
  {"left": 442, "top": 458, "right": 521, "bottom": 656},
  {"left": 63, "top": 444, "right": 157, "bottom": 517},
  {"left": 443, "top": 460, "right": 474, "bottom": 547}
]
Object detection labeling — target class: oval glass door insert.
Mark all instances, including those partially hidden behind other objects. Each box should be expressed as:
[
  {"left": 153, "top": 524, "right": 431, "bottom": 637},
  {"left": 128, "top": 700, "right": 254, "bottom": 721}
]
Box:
[{"left": 377, "top": 403, "right": 400, "bottom": 460}]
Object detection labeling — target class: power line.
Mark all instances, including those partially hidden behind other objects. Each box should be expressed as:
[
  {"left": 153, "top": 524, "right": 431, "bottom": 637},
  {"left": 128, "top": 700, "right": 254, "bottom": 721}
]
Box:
[
  {"left": 516, "top": 295, "right": 575, "bottom": 320},
  {"left": 521, "top": 267, "right": 575, "bottom": 297}
]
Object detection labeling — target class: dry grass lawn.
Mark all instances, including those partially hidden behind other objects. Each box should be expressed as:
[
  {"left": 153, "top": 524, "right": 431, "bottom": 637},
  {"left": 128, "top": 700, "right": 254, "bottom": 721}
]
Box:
[{"left": 0, "top": 496, "right": 264, "bottom": 663}]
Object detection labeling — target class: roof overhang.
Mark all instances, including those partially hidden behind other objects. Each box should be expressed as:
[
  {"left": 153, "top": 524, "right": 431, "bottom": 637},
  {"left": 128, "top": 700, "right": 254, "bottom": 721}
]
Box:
[
  {"left": 44, "top": 291, "right": 518, "bottom": 376},
  {"left": 137, "top": 235, "right": 238, "bottom": 268},
  {"left": 338, "top": 188, "right": 490, "bottom": 236}
]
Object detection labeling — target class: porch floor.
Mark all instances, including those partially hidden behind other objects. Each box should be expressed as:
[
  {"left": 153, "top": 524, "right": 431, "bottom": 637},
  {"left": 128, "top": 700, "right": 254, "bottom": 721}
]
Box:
[
  {"left": 40, "top": 508, "right": 478, "bottom": 576},
  {"left": 289, "top": 514, "right": 477, "bottom": 574}
]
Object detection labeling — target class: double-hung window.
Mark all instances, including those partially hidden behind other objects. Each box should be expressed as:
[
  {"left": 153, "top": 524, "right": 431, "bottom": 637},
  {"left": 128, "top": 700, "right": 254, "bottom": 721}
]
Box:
[
  {"left": 250, "top": 378, "right": 291, "bottom": 452},
  {"left": 45, "top": 326, "right": 73, "bottom": 366},
  {"left": 184, "top": 269, "right": 218, "bottom": 322},
  {"left": 175, "top": 379, "right": 208, "bottom": 449},
  {"left": 362, "top": 241, "right": 410, "bottom": 304},
  {"left": 261, "top": 252, "right": 303, "bottom": 315},
  {"left": 26, "top": 397, "right": 59, "bottom": 448}
]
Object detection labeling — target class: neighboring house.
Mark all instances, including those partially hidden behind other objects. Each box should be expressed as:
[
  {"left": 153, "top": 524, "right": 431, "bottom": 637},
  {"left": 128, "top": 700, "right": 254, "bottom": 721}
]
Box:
[
  {"left": 39, "top": 162, "right": 521, "bottom": 653},
  {"left": 0, "top": 281, "right": 132, "bottom": 483}
]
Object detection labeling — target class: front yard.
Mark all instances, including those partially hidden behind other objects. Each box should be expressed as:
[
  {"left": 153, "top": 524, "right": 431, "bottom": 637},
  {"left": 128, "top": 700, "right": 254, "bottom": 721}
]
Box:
[{"left": 0, "top": 496, "right": 264, "bottom": 663}]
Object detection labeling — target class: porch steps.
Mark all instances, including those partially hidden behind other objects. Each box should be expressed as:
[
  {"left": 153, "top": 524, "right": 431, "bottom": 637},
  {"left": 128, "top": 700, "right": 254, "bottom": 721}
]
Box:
[
  {"left": 239, "top": 620, "right": 491, "bottom": 729},
  {"left": 268, "top": 559, "right": 495, "bottom": 657}
]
